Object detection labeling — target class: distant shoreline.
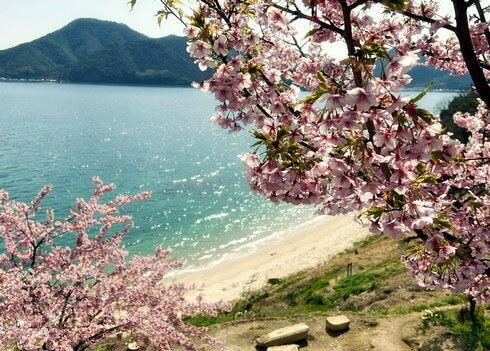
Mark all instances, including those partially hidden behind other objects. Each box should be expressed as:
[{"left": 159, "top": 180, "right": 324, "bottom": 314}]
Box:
[
  {"left": 0, "top": 79, "right": 469, "bottom": 92},
  {"left": 0, "top": 78, "right": 194, "bottom": 88},
  {"left": 401, "top": 87, "right": 468, "bottom": 93}
]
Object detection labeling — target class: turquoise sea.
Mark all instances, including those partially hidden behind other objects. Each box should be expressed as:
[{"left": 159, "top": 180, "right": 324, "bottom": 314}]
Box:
[{"left": 0, "top": 82, "right": 458, "bottom": 268}]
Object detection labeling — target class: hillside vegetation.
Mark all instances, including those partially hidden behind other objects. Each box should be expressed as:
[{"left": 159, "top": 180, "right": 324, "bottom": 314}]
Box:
[
  {"left": 407, "top": 65, "right": 471, "bottom": 90},
  {"left": 0, "top": 19, "right": 207, "bottom": 85},
  {"left": 439, "top": 91, "right": 480, "bottom": 143},
  {"left": 66, "top": 36, "right": 208, "bottom": 85},
  {"left": 89, "top": 235, "right": 488, "bottom": 350},
  {"left": 0, "top": 18, "right": 471, "bottom": 88},
  {"left": 0, "top": 19, "right": 145, "bottom": 79},
  {"left": 189, "top": 235, "right": 488, "bottom": 350}
]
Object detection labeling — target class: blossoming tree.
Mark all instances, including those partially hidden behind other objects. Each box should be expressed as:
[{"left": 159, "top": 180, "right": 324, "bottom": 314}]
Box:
[
  {"left": 140, "top": 0, "right": 489, "bottom": 304},
  {"left": 0, "top": 177, "right": 228, "bottom": 351}
]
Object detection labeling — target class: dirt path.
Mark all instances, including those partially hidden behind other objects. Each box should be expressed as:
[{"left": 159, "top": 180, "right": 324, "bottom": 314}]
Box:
[
  {"left": 204, "top": 312, "right": 423, "bottom": 350},
  {"left": 368, "top": 315, "right": 418, "bottom": 350}
]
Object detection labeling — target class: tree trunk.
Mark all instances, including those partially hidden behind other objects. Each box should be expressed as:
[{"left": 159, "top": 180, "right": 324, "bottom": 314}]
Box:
[
  {"left": 452, "top": 0, "right": 490, "bottom": 106},
  {"left": 468, "top": 295, "right": 477, "bottom": 324}
]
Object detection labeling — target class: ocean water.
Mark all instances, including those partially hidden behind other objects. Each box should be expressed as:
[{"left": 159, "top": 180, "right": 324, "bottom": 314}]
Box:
[{"left": 0, "top": 82, "right": 458, "bottom": 268}]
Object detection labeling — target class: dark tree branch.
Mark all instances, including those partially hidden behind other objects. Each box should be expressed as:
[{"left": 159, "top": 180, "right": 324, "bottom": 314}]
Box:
[
  {"left": 271, "top": 3, "right": 345, "bottom": 36},
  {"left": 348, "top": 0, "right": 370, "bottom": 10},
  {"left": 289, "top": 30, "right": 307, "bottom": 57},
  {"left": 397, "top": 10, "right": 457, "bottom": 32},
  {"left": 473, "top": 0, "right": 490, "bottom": 47},
  {"left": 452, "top": 0, "right": 490, "bottom": 106},
  {"left": 414, "top": 229, "right": 429, "bottom": 241},
  {"left": 158, "top": 0, "right": 187, "bottom": 27},
  {"left": 299, "top": 141, "right": 318, "bottom": 152},
  {"left": 73, "top": 325, "right": 123, "bottom": 351},
  {"left": 339, "top": 0, "right": 363, "bottom": 87}
]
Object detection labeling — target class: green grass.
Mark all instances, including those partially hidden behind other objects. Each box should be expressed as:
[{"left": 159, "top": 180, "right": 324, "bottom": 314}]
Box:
[
  {"left": 249, "top": 324, "right": 266, "bottom": 330},
  {"left": 345, "top": 234, "right": 384, "bottom": 253},
  {"left": 187, "top": 236, "right": 413, "bottom": 326},
  {"left": 186, "top": 235, "right": 485, "bottom": 337},
  {"left": 299, "top": 257, "right": 406, "bottom": 309},
  {"left": 362, "top": 295, "right": 466, "bottom": 318},
  {"left": 186, "top": 291, "right": 272, "bottom": 327},
  {"left": 451, "top": 316, "right": 490, "bottom": 351},
  {"left": 283, "top": 271, "right": 338, "bottom": 307},
  {"left": 267, "top": 278, "right": 283, "bottom": 285},
  {"left": 332, "top": 272, "right": 381, "bottom": 300},
  {"left": 419, "top": 307, "right": 490, "bottom": 351}
]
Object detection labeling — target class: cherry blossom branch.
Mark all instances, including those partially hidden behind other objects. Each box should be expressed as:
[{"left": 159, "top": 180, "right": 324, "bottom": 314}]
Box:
[
  {"left": 30, "top": 239, "right": 44, "bottom": 269},
  {"left": 158, "top": 0, "right": 188, "bottom": 26},
  {"left": 347, "top": 0, "right": 369, "bottom": 10},
  {"left": 338, "top": 0, "right": 363, "bottom": 87},
  {"left": 201, "top": 0, "right": 232, "bottom": 27},
  {"left": 397, "top": 10, "right": 457, "bottom": 32},
  {"left": 0, "top": 179, "right": 229, "bottom": 349},
  {"left": 73, "top": 325, "right": 124, "bottom": 351},
  {"left": 271, "top": 3, "right": 345, "bottom": 35},
  {"left": 180, "top": 0, "right": 490, "bottom": 305},
  {"left": 288, "top": 30, "right": 307, "bottom": 57},
  {"left": 473, "top": 0, "right": 490, "bottom": 47},
  {"left": 463, "top": 157, "right": 490, "bottom": 164}
]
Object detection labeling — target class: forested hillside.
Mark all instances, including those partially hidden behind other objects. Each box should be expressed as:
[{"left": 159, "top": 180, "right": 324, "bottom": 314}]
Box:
[
  {"left": 0, "top": 18, "right": 471, "bottom": 88},
  {"left": 0, "top": 19, "right": 206, "bottom": 85}
]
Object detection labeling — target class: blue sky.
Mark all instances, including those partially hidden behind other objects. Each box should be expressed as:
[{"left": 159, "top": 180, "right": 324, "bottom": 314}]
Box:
[{"left": 0, "top": 0, "right": 183, "bottom": 49}]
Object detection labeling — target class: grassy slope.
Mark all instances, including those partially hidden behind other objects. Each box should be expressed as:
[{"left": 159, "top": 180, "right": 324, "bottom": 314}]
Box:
[
  {"left": 92, "top": 235, "right": 488, "bottom": 350},
  {"left": 188, "top": 235, "right": 488, "bottom": 350},
  {"left": 190, "top": 235, "right": 461, "bottom": 325}
]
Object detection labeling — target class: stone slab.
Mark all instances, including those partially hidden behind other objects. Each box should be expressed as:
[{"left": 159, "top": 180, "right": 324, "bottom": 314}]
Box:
[
  {"left": 267, "top": 345, "right": 299, "bottom": 351},
  {"left": 326, "top": 315, "right": 350, "bottom": 331},
  {"left": 256, "top": 323, "right": 309, "bottom": 347}
]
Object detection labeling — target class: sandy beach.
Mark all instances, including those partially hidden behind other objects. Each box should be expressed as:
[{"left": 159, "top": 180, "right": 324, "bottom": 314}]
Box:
[{"left": 173, "top": 214, "right": 372, "bottom": 303}]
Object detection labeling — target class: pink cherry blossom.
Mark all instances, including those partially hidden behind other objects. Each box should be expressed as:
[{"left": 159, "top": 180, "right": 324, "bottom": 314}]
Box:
[
  {"left": 323, "top": 94, "right": 346, "bottom": 109},
  {"left": 0, "top": 178, "right": 230, "bottom": 350},
  {"left": 187, "top": 40, "right": 211, "bottom": 59},
  {"left": 175, "top": 0, "right": 489, "bottom": 304},
  {"left": 213, "top": 35, "right": 228, "bottom": 56},
  {"left": 345, "top": 88, "right": 377, "bottom": 111},
  {"left": 184, "top": 25, "right": 200, "bottom": 38},
  {"left": 386, "top": 52, "right": 419, "bottom": 76}
]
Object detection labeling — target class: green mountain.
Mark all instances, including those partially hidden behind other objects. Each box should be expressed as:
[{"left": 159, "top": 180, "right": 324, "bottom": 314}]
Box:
[
  {"left": 0, "top": 19, "right": 146, "bottom": 79},
  {"left": 0, "top": 18, "right": 207, "bottom": 85},
  {"left": 66, "top": 36, "right": 208, "bottom": 85},
  {"left": 374, "top": 55, "right": 471, "bottom": 90},
  {"left": 0, "top": 18, "right": 471, "bottom": 88},
  {"left": 407, "top": 65, "right": 471, "bottom": 90}
]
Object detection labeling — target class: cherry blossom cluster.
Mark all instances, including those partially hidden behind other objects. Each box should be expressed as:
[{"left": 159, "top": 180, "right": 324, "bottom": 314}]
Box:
[
  {"left": 167, "top": 0, "right": 490, "bottom": 301},
  {"left": 0, "top": 177, "right": 229, "bottom": 351}
]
